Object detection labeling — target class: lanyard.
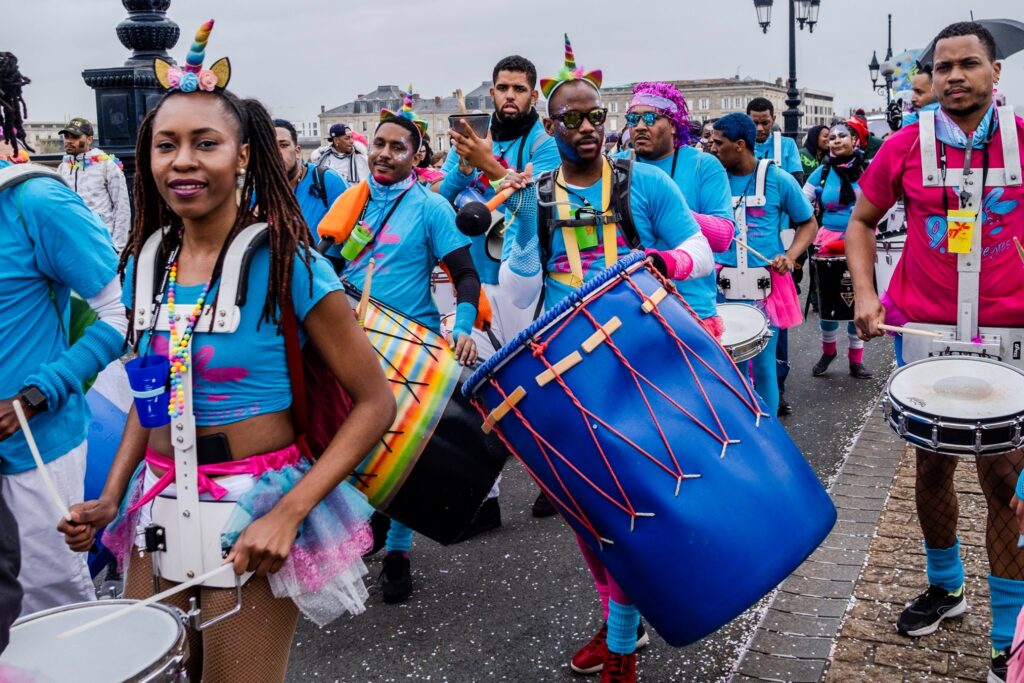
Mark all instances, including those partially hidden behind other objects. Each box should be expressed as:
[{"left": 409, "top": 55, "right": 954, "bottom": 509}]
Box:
[
  {"left": 670, "top": 148, "right": 680, "bottom": 178},
  {"left": 347, "top": 183, "right": 414, "bottom": 265},
  {"left": 939, "top": 141, "right": 991, "bottom": 215}
]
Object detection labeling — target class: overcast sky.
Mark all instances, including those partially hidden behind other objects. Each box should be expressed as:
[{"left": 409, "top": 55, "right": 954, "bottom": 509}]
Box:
[{"left": 8, "top": 1, "right": 1023, "bottom": 125}]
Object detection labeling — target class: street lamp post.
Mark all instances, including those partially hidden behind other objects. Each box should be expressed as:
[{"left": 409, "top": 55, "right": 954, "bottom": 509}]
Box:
[
  {"left": 868, "top": 14, "right": 895, "bottom": 106},
  {"left": 752, "top": 0, "right": 820, "bottom": 140}
]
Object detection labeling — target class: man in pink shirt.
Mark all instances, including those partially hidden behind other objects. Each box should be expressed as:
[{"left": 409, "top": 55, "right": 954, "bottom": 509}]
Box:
[{"left": 846, "top": 22, "right": 1024, "bottom": 682}]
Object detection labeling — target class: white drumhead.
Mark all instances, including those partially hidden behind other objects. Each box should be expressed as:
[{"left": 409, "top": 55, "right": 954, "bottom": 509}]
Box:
[
  {"left": 2, "top": 601, "right": 181, "bottom": 682},
  {"left": 718, "top": 303, "right": 768, "bottom": 348},
  {"left": 889, "top": 357, "right": 1024, "bottom": 419}
]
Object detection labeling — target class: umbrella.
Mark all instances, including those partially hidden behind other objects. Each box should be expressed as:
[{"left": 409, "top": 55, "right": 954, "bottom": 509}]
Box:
[{"left": 919, "top": 18, "right": 1024, "bottom": 65}]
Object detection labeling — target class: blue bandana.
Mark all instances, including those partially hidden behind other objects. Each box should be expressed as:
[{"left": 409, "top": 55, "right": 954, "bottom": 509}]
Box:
[{"left": 934, "top": 104, "right": 996, "bottom": 149}]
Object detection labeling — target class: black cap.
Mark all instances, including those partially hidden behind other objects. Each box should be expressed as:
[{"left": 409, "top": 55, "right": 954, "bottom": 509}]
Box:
[
  {"left": 329, "top": 123, "right": 351, "bottom": 138},
  {"left": 58, "top": 117, "right": 94, "bottom": 137}
]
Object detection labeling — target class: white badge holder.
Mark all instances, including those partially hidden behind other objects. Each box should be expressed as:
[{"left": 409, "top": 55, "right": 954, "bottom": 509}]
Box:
[
  {"left": 719, "top": 160, "right": 774, "bottom": 301},
  {"left": 899, "top": 107, "right": 1022, "bottom": 367},
  {"left": 132, "top": 225, "right": 269, "bottom": 600}
]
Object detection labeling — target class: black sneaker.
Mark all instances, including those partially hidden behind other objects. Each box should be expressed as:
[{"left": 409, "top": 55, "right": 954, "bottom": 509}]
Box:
[
  {"left": 896, "top": 585, "right": 966, "bottom": 637},
  {"left": 849, "top": 362, "right": 873, "bottom": 379},
  {"left": 456, "top": 497, "right": 502, "bottom": 542},
  {"left": 362, "top": 511, "right": 390, "bottom": 558},
  {"left": 812, "top": 353, "right": 837, "bottom": 377},
  {"left": 990, "top": 647, "right": 1009, "bottom": 683},
  {"left": 777, "top": 395, "right": 793, "bottom": 416},
  {"left": 380, "top": 552, "right": 412, "bottom": 604},
  {"left": 532, "top": 491, "right": 558, "bottom": 518}
]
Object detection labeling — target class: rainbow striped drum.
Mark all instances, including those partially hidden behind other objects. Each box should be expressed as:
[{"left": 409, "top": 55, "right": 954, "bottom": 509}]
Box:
[
  {"left": 464, "top": 254, "right": 836, "bottom": 646},
  {"left": 345, "top": 285, "right": 507, "bottom": 545}
]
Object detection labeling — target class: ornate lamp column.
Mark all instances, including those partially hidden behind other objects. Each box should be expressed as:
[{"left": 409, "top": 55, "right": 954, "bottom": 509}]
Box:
[{"left": 81, "top": 0, "right": 179, "bottom": 183}]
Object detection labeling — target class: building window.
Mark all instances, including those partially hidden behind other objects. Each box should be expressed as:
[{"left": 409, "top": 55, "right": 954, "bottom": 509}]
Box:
[
  {"left": 610, "top": 117, "right": 618, "bottom": 131},
  {"left": 699, "top": 98, "right": 710, "bottom": 111},
  {"left": 721, "top": 97, "right": 730, "bottom": 110},
  {"left": 733, "top": 97, "right": 742, "bottom": 108},
  {"left": 609, "top": 102, "right": 618, "bottom": 113},
  {"left": 362, "top": 121, "right": 367, "bottom": 132}
]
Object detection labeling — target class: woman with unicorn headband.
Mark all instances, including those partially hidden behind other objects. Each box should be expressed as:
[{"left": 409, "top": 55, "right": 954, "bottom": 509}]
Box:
[{"left": 58, "top": 21, "right": 395, "bottom": 681}]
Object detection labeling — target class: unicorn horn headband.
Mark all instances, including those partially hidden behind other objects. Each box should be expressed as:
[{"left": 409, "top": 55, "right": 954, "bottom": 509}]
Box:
[
  {"left": 539, "top": 33, "right": 603, "bottom": 105},
  {"left": 154, "top": 19, "right": 231, "bottom": 93}
]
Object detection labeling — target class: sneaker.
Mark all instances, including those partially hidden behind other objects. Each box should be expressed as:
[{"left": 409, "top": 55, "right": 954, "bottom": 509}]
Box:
[
  {"left": 532, "top": 491, "right": 558, "bottom": 518},
  {"left": 456, "top": 497, "right": 502, "bottom": 542},
  {"left": 599, "top": 652, "right": 636, "bottom": 683},
  {"left": 812, "top": 353, "right": 837, "bottom": 377},
  {"left": 896, "top": 585, "right": 967, "bottom": 637},
  {"left": 849, "top": 362, "right": 874, "bottom": 379},
  {"left": 571, "top": 622, "right": 649, "bottom": 675},
  {"left": 990, "top": 647, "right": 1009, "bottom": 683},
  {"left": 362, "top": 511, "right": 391, "bottom": 558},
  {"left": 380, "top": 552, "right": 412, "bottom": 604},
  {"left": 777, "top": 395, "right": 793, "bottom": 416}
]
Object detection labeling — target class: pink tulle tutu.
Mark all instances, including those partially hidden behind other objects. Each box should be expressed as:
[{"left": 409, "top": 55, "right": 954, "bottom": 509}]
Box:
[{"left": 764, "top": 271, "right": 803, "bottom": 329}]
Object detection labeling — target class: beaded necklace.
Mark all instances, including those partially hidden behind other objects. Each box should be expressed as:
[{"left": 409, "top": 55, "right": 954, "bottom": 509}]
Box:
[{"left": 165, "top": 257, "right": 212, "bottom": 418}]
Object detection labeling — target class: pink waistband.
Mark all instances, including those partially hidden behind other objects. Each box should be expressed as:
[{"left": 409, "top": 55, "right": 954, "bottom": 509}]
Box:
[{"left": 126, "top": 443, "right": 302, "bottom": 515}]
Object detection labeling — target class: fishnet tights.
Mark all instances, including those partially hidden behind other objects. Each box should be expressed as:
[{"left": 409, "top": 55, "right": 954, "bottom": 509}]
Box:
[
  {"left": 125, "top": 550, "right": 299, "bottom": 682},
  {"left": 916, "top": 448, "right": 1024, "bottom": 580}
]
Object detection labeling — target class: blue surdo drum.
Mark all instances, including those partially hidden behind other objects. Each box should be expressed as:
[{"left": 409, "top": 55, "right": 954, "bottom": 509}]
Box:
[{"left": 464, "top": 253, "right": 836, "bottom": 647}]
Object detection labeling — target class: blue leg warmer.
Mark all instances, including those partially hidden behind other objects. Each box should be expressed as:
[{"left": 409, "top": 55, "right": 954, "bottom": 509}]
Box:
[
  {"left": 385, "top": 519, "right": 414, "bottom": 553},
  {"left": 925, "top": 539, "right": 964, "bottom": 593},
  {"left": 989, "top": 574, "right": 1024, "bottom": 651},
  {"left": 606, "top": 599, "right": 640, "bottom": 656}
]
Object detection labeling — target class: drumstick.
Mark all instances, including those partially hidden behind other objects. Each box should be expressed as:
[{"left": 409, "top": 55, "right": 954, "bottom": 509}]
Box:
[
  {"left": 1014, "top": 237, "right": 1024, "bottom": 266},
  {"left": 57, "top": 563, "right": 235, "bottom": 639},
  {"left": 13, "top": 400, "right": 71, "bottom": 522},
  {"left": 877, "top": 324, "right": 945, "bottom": 338},
  {"left": 733, "top": 238, "right": 801, "bottom": 271},
  {"left": 356, "top": 258, "right": 375, "bottom": 327}
]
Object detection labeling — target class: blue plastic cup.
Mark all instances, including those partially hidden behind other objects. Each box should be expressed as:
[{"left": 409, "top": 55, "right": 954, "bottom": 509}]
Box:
[{"left": 125, "top": 355, "right": 171, "bottom": 428}]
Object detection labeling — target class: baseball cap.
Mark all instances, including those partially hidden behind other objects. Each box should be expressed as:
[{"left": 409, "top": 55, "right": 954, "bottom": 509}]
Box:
[
  {"left": 329, "top": 123, "right": 352, "bottom": 138},
  {"left": 59, "top": 117, "right": 94, "bottom": 137}
]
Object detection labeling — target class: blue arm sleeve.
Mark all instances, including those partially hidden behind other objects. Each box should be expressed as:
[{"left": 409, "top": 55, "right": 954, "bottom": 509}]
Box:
[
  {"left": 503, "top": 184, "right": 541, "bottom": 277},
  {"left": 23, "top": 320, "right": 126, "bottom": 410},
  {"left": 453, "top": 302, "right": 476, "bottom": 341},
  {"left": 437, "top": 150, "right": 478, "bottom": 202}
]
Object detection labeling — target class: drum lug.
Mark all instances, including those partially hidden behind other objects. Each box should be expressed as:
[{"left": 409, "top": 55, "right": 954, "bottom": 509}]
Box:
[{"left": 187, "top": 572, "right": 244, "bottom": 631}]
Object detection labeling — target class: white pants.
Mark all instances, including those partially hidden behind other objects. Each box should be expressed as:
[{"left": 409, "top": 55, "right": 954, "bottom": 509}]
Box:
[{"left": 3, "top": 442, "right": 94, "bottom": 616}]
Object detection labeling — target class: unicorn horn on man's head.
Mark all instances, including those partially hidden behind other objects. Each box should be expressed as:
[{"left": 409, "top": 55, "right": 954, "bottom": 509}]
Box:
[
  {"left": 563, "top": 33, "right": 576, "bottom": 71},
  {"left": 184, "top": 19, "right": 215, "bottom": 73}
]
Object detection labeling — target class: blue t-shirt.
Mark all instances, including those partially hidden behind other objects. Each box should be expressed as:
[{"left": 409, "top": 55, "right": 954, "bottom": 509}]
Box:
[
  {"left": 624, "top": 147, "right": 733, "bottom": 319},
  {"left": 439, "top": 116, "right": 560, "bottom": 285},
  {"left": 537, "top": 162, "right": 700, "bottom": 311},
  {"left": 806, "top": 162, "right": 861, "bottom": 232},
  {"left": 123, "top": 245, "right": 341, "bottom": 427},
  {"left": 0, "top": 162, "right": 119, "bottom": 474},
  {"left": 717, "top": 164, "right": 814, "bottom": 268},
  {"left": 295, "top": 163, "right": 346, "bottom": 241},
  {"left": 341, "top": 177, "right": 469, "bottom": 334},
  {"left": 755, "top": 134, "right": 804, "bottom": 176}
]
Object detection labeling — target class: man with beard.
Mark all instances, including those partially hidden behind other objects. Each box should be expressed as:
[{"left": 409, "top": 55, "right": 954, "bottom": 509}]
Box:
[
  {"left": 496, "top": 36, "right": 712, "bottom": 682},
  {"left": 274, "top": 119, "right": 346, "bottom": 238},
  {"left": 435, "top": 55, "right": 562, "bottom": 519},
  {"left": 847, "top": 22, "right": 1024, "bottom": 682},
  {"left": 618, "top": 81, "right": 734, "bottom": 338}
]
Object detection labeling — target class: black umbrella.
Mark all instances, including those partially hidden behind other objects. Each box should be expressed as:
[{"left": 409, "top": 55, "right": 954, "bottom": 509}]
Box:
[{"left": 919, "top": 18, "right": 1024, "bottom": 65}]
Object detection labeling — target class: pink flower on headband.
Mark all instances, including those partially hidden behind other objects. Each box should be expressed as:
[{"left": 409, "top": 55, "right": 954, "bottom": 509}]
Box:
[
  {"left": 198, "top": 69, "right": 218, "bottom": 92},
  {"left": 167, "top": 67, "right": 183, "bottom": 88}
]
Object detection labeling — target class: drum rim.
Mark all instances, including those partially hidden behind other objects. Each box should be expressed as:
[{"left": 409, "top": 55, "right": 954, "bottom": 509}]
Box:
[
  {"left": 885, "top": 355, "right": 1024, "bottom": 423},
  {"left": 884, "top": 398, "right": 1024, "bottom": 455},
  {"left": 465, "top": 251, "right": 647, "bottom": 395},
  {"left": 7, "top": 599, "right": 187, "bottom": 679},
  {"left": 717, "top": 303, "right": 770, "bottom": 343}
]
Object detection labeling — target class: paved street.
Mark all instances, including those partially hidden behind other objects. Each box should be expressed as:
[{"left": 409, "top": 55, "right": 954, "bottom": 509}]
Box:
[{"left": 286, "top": 299, "right": 896, "bottom": 683}]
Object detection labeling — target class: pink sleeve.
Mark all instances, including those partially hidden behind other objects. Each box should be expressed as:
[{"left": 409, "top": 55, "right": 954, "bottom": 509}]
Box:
[
  {"left": 858, "top": 127, "right": 913, "bottom": 211},
  {"left": 693, "top": 212, "right": 735, "bottom": 253}
]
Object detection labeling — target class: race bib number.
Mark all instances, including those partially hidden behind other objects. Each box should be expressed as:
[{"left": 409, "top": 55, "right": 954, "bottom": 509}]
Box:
[{"left": 946, "top": 209, "right": 976, "bottom": 254}]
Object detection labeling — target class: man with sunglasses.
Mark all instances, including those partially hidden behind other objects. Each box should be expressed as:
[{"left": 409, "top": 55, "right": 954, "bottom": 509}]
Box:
[
  {"left": 495, "top": 37, "right": 712, "bottom": 682},
  {"left": 617, "top": 81, "right": 735, "bottom": 339}
]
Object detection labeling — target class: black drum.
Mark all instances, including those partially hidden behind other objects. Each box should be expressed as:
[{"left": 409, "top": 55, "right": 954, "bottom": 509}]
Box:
[{"left": 813, "top": 255, "right": 856, "bottom": 322}]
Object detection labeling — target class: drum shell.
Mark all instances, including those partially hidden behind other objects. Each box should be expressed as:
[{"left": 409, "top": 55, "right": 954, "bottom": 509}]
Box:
[
  {"left": 718, "top": 303, "right": 772, "bottom": 364},
  {"left": 467, "top": 257, "right": 836, "bottom": 646},
  {"left": 874, "top": 236, "right": 905, "bottom": 298},
  {"left": 813, "top": 255, "right": 859, "bottom": 322},
  {"left": 382, "top": 368, "right": 509, "bottom": 545}
]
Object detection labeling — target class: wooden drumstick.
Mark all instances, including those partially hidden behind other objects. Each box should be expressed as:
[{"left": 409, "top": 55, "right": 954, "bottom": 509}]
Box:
[
  {"left": 733, "top": 238, "right": 801, "bottom": 271},
  {"left": 877, "top": 324, "right": 945, "bottom": 338},
  {"left": 356, "top": 258, "right": 375, "bottom": 327},
  {"left": 57, "top": 563, "right": 235, "bottom": 639},
  {"left": 13, "top": 400, "right": 71, "bottom": 522},
  {"left": 1014, "top": 237, "right": 1024, "bottom": 266}
]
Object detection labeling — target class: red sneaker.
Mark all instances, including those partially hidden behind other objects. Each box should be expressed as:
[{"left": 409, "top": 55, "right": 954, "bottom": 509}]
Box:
[
  {"left": 599, "top": 651, "right": 637, "bottom": 683},
  {"left": 571, "top": 623, "right": 609, "bottom": 675}
]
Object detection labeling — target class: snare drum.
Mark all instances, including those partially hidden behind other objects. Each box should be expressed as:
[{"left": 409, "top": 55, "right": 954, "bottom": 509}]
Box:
[
  {"left": 718, "top": 303, "right": 772, "bottom": 363},
  {"left": 884, "top": 356, "right": 1024, "bottom": 456},
  {"left": 813, "top": 254, "right": 856, "bottom": 321},
  {"left": 874, "top": 233, "right": 905, "bottom": 298},
  {"left": 464, "top": 253, "right": 835, "bottom": 646},
  {"left": 1, "top": 600, "right": 188, "bottom": 682}
]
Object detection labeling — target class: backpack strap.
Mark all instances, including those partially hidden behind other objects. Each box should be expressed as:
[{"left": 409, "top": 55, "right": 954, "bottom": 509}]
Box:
[
  {"left": 610, "top": 156, "right": 640, "bottom": 250},
  {"left": 0, "top": 163, "right": 68, "bottom": 192},
  {"left": 536, "top": 169, "right": 557, "bottom": 271},
  {"left": 309, "top": 165, "right": 329, "bottom": 208},
  {"left": 517, "top": 129, "right": 551, "bottom": 170}
]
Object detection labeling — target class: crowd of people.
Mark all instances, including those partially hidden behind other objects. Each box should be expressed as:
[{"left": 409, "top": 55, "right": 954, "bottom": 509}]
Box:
[{"left": 0, "top": 16, "right": 1022, "bottom": 683}]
